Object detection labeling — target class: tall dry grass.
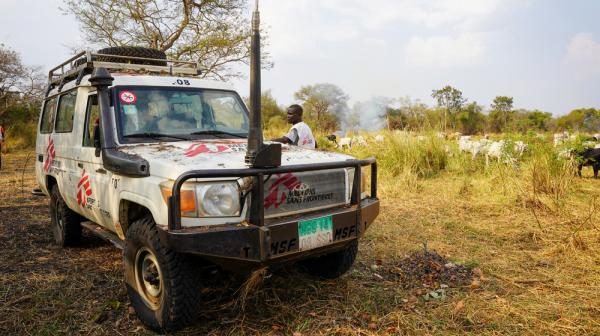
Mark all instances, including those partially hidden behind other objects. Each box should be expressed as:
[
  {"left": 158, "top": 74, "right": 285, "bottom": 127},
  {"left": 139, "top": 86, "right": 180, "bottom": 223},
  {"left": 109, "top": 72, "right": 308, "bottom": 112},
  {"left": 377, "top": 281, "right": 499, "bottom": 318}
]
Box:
[{"left": 343, "top": 133, "right": 449, "bottom": 178}]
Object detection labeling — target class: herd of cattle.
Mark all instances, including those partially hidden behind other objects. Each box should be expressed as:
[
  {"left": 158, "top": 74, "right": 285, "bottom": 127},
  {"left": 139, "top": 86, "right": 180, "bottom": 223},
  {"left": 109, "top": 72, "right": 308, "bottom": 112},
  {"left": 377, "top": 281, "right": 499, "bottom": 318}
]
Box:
[{"left": 327, "top": 131, "right": 600, "bottom": 177}]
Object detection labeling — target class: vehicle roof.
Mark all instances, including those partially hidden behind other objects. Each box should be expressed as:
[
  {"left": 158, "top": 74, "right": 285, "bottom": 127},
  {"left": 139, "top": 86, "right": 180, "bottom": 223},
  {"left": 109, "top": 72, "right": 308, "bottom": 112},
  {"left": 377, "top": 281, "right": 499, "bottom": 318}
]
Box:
[{"left": 46, "top": 74, "right": 235, "bottom": 98}]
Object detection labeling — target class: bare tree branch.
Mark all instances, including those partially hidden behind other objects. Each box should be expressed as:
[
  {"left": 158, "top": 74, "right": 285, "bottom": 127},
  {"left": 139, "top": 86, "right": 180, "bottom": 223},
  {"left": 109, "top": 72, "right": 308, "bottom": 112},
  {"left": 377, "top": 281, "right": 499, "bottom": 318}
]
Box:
[{"left": 62, "top": 0, "right": 271, "bottom": 80}]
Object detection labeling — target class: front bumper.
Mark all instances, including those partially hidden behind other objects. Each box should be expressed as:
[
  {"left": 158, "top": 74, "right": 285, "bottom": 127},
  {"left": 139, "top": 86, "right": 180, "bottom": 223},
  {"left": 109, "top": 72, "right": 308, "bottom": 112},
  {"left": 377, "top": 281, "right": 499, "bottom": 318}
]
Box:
[
  {"left": 161, "top": 158, "right": 379, "bottom": 270},
  {"left": 158, "top": 197, "right": 379, "bottom": 269}
]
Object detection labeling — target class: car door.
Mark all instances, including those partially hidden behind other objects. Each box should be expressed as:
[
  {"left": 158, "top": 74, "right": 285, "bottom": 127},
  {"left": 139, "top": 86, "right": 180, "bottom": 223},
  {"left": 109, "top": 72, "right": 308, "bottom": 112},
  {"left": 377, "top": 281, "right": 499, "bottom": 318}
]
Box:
[
  {"left": 75, "top": 93, "right": 118, "bottom": 232},
  {"left": 53, "top": 89, "right": 79, "bottom": 209},
  {"left": 36, "top": 96, "right": 58, "bottom": 195}
]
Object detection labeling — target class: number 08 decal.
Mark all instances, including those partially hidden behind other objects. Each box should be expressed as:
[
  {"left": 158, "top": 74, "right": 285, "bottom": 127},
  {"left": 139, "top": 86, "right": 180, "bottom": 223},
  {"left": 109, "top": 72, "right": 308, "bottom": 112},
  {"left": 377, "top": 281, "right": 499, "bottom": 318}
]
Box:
[{"left": 173, "top": 79, "right": 190, "bottom": 85}]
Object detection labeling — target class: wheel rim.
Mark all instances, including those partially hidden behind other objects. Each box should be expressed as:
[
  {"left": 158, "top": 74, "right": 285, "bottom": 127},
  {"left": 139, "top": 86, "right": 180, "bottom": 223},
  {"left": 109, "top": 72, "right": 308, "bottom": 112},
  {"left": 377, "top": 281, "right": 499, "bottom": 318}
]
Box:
[
  {"left": 134, "top": 247, "right": 163, "bottom": 310},
  {"left": 52, "top": 197, "right": 63, "bottom": 244}
]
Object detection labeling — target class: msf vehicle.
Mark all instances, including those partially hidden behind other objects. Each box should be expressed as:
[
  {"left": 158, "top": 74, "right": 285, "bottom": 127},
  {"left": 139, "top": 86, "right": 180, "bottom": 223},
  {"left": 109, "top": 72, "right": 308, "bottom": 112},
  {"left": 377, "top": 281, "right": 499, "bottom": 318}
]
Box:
[{"left": 35, "top": 5, "right": 379, "bottom": 332}]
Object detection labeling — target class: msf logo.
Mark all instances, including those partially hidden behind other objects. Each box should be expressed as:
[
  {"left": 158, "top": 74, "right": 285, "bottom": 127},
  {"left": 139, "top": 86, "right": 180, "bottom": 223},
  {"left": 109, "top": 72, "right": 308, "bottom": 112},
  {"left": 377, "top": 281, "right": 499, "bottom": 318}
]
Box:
[
  {"left": 77, "top": 170, "right": 93, "bottom": 206},
  {"left": 184, "top": 143, "right": 230, "bottom": 157},
  {"left": 264, "top": 173, "right": 301, "bottom": 209},
  {"left": 43, "top": 136, "right": 55, "bottom": 173}
]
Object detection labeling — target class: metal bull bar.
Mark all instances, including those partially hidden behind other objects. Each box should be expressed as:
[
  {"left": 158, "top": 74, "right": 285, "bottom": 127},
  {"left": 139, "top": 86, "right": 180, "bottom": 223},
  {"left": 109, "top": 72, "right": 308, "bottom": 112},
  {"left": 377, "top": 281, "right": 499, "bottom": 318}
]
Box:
[{"left": 168, "top": 158, "right": 377, "bottom": 230}]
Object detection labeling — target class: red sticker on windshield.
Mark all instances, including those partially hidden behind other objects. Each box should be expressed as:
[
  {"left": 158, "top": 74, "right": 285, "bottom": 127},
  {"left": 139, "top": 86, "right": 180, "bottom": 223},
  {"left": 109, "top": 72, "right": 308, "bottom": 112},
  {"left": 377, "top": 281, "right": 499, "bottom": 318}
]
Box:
[{"left": 119, "top": 91, "right": 137, "bottom": 104}]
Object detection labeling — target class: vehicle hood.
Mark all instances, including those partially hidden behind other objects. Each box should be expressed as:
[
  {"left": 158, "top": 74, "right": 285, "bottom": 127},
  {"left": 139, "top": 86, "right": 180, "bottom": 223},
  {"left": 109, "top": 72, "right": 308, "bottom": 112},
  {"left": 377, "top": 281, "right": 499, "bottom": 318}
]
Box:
[{"left": 119, "top": 139, "right": 355, "bottom": 180}]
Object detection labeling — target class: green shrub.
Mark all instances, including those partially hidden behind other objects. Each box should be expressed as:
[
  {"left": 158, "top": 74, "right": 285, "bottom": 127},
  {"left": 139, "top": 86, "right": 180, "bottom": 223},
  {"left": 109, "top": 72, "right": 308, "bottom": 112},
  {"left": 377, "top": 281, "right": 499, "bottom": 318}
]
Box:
[{"left": 3, "top": 122, "right": 37, "bottom": 152}]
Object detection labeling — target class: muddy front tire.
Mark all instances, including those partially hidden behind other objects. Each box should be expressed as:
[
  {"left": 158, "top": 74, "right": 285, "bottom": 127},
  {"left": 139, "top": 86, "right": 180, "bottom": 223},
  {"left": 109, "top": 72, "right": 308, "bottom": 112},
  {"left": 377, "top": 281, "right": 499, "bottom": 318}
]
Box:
[
  {"left": 298, "top": 240, "right": 359, "bottom": 279},
  {"left": 124, "top": 217, "right": 201, "bottom": 332},
  {"left": 50, "top": 185, "right": 82, "bottom": 246}
]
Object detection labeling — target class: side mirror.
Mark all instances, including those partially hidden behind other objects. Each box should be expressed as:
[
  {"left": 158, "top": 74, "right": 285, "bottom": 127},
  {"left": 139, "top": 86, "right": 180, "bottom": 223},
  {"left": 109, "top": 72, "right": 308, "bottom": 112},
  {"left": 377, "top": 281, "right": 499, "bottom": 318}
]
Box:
[{"left": 93, "top": 124, "right": 101, "bottom": 157}]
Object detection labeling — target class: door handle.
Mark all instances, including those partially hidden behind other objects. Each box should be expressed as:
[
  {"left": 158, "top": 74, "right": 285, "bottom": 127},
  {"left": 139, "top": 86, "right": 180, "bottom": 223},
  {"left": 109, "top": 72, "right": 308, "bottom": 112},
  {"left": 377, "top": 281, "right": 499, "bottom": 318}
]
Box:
[
  {"left": 77, "top": 163, "right": 84, "bottom": 169},
  {"left": 96, "top": 168, "right": 107, "bottom": 174},
  {"left": 38, "top": 154, "right": 43, "bottom": 162}
]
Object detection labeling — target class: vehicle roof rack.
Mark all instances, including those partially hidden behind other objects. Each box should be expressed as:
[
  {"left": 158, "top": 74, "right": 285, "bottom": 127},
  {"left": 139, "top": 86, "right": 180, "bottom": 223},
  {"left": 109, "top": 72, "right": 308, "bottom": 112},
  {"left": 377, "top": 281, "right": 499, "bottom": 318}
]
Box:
[{"left": 45, "top": 50, "right": 203, "bottom": 97}]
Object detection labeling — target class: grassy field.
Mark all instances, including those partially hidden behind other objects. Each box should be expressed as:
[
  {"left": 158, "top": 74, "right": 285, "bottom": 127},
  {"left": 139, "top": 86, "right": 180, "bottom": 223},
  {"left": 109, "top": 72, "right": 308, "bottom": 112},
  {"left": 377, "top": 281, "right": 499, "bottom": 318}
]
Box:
[{"left": 2, "top": 134, "right": 600, "bottom": 335}]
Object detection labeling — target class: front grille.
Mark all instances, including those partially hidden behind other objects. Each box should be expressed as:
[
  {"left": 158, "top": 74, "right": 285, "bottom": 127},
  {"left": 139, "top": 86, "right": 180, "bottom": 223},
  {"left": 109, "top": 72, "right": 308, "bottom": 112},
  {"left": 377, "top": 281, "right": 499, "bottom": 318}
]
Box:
[{"left": 263, "top": 168, "right": 348, "bottom": 218}]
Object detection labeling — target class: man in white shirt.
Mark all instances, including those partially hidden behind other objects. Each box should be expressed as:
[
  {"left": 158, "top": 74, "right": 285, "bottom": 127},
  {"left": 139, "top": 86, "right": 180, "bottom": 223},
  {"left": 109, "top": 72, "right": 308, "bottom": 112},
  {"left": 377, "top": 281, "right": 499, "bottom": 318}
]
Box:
[{"left": 272, "top": 104, "right": 316, "bottom": 149}]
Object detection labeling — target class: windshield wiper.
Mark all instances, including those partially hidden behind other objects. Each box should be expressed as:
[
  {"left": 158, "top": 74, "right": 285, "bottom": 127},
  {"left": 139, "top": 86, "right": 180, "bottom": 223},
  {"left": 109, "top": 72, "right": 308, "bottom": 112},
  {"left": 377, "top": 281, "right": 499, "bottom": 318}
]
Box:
[
  {"left": 123, "top": 132, "right": 190, "bottom": 141},
  {"left": 190, "top": 130, "right": 247, "bottom": 139}
]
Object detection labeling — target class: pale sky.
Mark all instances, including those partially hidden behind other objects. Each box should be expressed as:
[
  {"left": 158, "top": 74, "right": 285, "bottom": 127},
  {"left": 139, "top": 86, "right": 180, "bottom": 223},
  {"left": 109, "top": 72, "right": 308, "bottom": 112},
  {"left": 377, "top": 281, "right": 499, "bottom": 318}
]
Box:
[{"left": 1, "top": 0, "right": 599, "bottom": 115}]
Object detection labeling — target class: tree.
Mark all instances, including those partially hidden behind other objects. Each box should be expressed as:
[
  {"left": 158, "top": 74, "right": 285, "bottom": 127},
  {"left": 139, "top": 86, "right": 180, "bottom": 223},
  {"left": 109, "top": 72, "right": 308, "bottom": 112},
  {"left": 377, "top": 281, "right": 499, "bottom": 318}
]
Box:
[
  {"left": 260, "top": 90, "right": 286, "bottom": 129},
  {"left": 0, "top": 45, "right": 25, "bottom": 99},
  {"left": 456, "top": 102, "right": 485, "bottom": 135},
  {"left": 526, "top": 110, "right": 553, "bottom": 131},
  {"left": 63, "top": 0, "right": 270, "bottom": 80},
  {"left": 556, "top": 108, "right": 600, "bottom": 132},
  {"left": 431, "top": 85, "right": 467, "bottom": 132},
  {"left": 294, "top": 83, "right": 349, "bottom": 131},
  {"left": 0, "top": 44, "right": 44, "bottom": 120},
  {"left": 489, "top": 96, "right": 514, "bottom": 133}
]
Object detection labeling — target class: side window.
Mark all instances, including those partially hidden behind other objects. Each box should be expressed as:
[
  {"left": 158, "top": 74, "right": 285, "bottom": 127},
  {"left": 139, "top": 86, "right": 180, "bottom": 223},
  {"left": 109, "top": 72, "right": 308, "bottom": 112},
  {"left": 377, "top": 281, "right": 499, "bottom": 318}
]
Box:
[
  {"left": 55, "top": 90, "right": 77, "bottom": 133},
  {"left": 83, "top": 95, "right": 99, "bottom": 147},
  {"left": 40, "top": 97, "right": 58, "bottom": 134}
]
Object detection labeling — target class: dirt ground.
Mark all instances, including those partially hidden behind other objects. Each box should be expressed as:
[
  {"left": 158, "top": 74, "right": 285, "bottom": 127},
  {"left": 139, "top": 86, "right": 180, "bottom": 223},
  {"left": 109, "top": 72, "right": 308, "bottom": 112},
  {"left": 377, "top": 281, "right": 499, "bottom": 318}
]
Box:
[{"left": 2, "top": 151, "right": 600, "bottom": 335}]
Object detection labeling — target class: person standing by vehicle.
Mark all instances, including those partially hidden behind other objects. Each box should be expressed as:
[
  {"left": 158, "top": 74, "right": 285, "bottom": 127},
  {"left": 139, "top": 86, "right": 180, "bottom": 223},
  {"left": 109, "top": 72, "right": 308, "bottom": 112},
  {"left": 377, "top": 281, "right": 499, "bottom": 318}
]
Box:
[{"left": 272, "top": 104, "right": 316, "bottom": 149}]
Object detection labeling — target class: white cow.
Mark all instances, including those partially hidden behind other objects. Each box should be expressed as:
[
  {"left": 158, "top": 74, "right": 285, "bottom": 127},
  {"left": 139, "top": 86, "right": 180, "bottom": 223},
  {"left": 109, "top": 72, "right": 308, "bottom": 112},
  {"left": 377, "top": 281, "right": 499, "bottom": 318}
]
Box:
[
  {"left": 458, "top": 138, "right": 490, "bottom": 159},
  {"left": 374, "top": 135, "right": 385, "bottom": 143},
  {"left": 553, "top": 132, "right": 569, "bottom": 147},
  {"left": 485, "top": 140, "right": 528, "bottom": 166},
  {"left": 486, "top": 140, "right": 506, "bottom": 165},
  {"left": 458, "top": 137, "right": 473, "bottom": 153},
  {"left": 352, "top": 136, "right": 368, "bottom": 146},
  {"left": 338, "top": 137, "right": 352, "bottom": 149},
  {"left": 514, "top": 141, "right": 528, "bottom": 155}
]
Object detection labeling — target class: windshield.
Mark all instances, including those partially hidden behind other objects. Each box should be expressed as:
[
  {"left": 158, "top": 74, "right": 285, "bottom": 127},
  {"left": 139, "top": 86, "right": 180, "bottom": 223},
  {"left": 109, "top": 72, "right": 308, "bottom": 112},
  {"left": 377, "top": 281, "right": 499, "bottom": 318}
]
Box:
[{"left": 114, "top": 87, "right": 249, "bottom": 141}]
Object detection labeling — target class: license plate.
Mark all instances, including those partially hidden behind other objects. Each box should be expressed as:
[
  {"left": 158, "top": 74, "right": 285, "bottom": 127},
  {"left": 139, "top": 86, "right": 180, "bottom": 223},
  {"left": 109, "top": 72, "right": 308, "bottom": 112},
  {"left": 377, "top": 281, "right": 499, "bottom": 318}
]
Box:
[{"left": 298, "top": 215, "right": 333, "bottom": 251}]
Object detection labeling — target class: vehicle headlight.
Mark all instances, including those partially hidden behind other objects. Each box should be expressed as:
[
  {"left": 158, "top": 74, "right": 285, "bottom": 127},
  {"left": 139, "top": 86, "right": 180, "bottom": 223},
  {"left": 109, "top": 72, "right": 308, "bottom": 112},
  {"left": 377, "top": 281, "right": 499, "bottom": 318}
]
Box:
[
  {"left": 197, "top": 183, "right": 241, "bottom": 217},
  {"left": 160, "top": 181, "right": 241, "bottom": 218}
]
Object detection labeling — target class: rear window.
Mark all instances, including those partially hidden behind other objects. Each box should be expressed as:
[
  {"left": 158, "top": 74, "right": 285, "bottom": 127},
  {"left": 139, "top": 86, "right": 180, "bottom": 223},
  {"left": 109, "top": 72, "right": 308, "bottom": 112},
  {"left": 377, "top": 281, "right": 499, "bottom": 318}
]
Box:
[
  {"left": 55, "top": 90, "right": 77, "bottom": 133},
  {"left": 40, "top": 97, "right": 58, "bottom": 134}
]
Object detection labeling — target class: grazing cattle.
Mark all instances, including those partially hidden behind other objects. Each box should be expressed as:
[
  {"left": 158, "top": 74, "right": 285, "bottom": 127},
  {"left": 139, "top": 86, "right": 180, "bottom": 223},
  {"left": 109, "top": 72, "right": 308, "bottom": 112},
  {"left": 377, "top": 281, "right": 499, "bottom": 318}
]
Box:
[
  {"left": 574, "top": 148, "right": 600, "bottom": 178},
  {"left": 467, "top": 141, "right": 486, "bottom": 159},
  {"left": 514, "top": 141, "right": 528, "bottom": 155},
  {"left": 583, "top": 140, "right": 596, "bottom": 148},
  {"left": 326, "top": 134, "right": 337, "bottom": 143},
  {"left": 553, "top": 132, "right": 569, "bottom": 147},
  {"left": 352, "top": 136, "right": 368, "bottom": 147},
  {"left": 458, "top": 136, "right": 473, "bottom": 154},
  {"left": 338, "top": 137, "right": 352, "bottom": 149},
  {"left": 485, "top": 140, "right": 506, "bottom": 165},
  {"left": 485, "top": 140, "right": 527, "bottom": 166},
  {"left": 457, "top": 138, "right": 490, "bottom": 159},
  {"left": 374, "top": 135, "right": 385, "bottom": 143},
  {"left": 448, "top": 132, "right": 463, "bottom": 140}
]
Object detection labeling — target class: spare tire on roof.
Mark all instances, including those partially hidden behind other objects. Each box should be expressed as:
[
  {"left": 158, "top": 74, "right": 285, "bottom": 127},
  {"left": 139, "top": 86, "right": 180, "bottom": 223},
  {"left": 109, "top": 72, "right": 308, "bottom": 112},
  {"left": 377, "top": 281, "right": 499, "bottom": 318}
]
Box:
[{"left": 96, "top": 46, "right": 167, "bottom": 66}]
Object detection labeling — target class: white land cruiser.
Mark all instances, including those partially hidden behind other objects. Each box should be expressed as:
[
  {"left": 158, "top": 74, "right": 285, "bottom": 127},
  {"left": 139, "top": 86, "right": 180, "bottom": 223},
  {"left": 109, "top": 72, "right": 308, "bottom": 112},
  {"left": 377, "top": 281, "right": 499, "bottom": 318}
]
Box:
[{"left": 35, "top": 7, "right": 378, "bottom": 332}]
